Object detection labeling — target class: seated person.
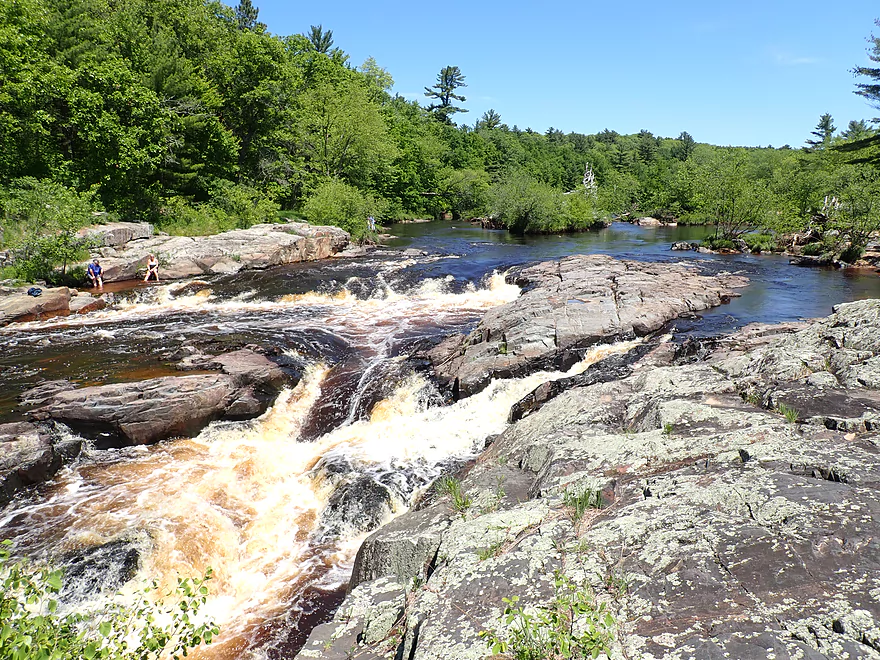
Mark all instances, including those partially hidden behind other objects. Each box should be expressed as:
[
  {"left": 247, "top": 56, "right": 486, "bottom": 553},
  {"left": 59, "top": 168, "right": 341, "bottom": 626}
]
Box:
[
  {"left": 87, "top": 259, "right": 103, "bottom": 289},
  {"left": 144, "top": 254, "right": 159, "bottom": 282}
]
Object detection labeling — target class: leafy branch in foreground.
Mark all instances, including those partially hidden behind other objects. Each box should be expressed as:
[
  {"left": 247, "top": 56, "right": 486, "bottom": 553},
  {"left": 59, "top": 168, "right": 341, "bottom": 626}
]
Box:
[
  {"left": 0, "top": 539, "right": 219, "bottom": 660},
  {"left": 480, "top": 571, "right": 614, "bottom": 659}
]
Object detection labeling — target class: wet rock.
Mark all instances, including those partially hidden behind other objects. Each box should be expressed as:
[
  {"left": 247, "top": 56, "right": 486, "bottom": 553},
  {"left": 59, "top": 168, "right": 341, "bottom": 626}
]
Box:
[
  {"left": 166, "top": 280, "right": 212, "bottom": 298},
  {"left": 19, "top": 380, "right": 76, "bottom": 408},
  {"left": 0, "top": 421, "right": 81, "bottom": 506},
  {"left": 0, "top": 287, "right": 70, "bottom": 326},
  {"left": 790, "top": 254, "right": 836, "bottom": 267},
  {"left": 349, "top": 506, "right": 452, "bottom": 589},
  {"left": 297, "top": 578, "right": 405, "bottom": 659},
  {"left": 670, "top": 241, "right": 698, "bottom": 251},
  {"left": 61, "top": 539, "right": 142, "bottom": 598},
  {"left": 91, "top": 222, "right": 350, "bottom": 282},
  {"left": 427, "top": 255, "right": 747, "bottom": 398},
  {"left": 36, "top": 374, "right": 240, "bottom": 447},
  {"left": 68, "top": 293, "right": 107, "bottom": 315},
  {"left": 319, "top": 477, "right": 395, "bottom": 539}
]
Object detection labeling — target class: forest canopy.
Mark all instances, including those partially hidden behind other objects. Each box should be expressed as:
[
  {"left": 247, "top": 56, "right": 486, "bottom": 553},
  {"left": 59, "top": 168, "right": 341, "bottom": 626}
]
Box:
[{"left": 0, "top": 0, "right": 878, "bottom": 257}]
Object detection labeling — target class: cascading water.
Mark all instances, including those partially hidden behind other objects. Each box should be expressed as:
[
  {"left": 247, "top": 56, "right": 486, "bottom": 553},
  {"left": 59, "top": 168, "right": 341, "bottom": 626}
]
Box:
[{"left": 1, "top": 255, "right": 640, "bottom": 658}]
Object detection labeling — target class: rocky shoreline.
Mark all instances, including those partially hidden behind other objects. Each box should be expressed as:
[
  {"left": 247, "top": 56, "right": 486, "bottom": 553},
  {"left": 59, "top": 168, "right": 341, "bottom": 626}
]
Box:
[
  {"left": 297, "top": 276, "right": 880, "bottom": 658},
  {"left": 0, "top": 221, "right": 350, "bottom": 326}
]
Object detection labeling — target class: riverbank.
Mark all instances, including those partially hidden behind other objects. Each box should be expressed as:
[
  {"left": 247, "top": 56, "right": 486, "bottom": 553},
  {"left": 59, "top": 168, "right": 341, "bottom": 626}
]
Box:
[
  {"left": 299, "top": 296, "right": 880, "bottom": 660},
  {"left": 0, "top": 221, "right": 351, "bottom": 326}
]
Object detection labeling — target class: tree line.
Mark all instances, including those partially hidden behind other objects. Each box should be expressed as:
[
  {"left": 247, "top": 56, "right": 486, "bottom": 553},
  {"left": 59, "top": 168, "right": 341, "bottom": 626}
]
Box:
[{"left": 1, "top": 0, "right": 880, "bottom": 280}]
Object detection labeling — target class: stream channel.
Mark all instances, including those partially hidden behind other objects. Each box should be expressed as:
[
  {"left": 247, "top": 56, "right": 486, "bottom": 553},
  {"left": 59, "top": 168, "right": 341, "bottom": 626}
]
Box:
[{"left": 2, "top": 221, "right": 880, "bottom": 658}]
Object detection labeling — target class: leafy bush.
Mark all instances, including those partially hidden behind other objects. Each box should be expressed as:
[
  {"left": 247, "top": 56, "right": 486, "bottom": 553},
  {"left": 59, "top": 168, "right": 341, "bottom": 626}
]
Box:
[
  {"left": 840, "top": 244, "right": 865, "bottom": 263},
  {"left": 0, "top": 540, "right": 219, "bottom": 660},
  {"left": 801, "top": 242, "right": 826, "bottom": 256},
  {"left": 489, "top": 172, "right": 604, "bottom": 234},
  {"left": 480, "top": 572, "right": 615, "bottom": 659},
  {"left": 0, "top": 178, "right": 101, "bottom": 283},
  {"left": 157, "top": 184, "right": 279, "bottom": 236},
  {"left": 700, "top": 237, "right": 736, "bottom": 251},
  {"left": 301, "top": 179, "right": 379, "bottom": 241},
  {"left": 742, "top": 232, "right": 776, "bottom": 253}
]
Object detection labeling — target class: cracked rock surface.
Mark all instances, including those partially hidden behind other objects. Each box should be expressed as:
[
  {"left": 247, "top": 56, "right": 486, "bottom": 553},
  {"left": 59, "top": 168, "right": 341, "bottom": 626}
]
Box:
[
  {"left": 300, "top": 299, "right": 880, "bottom": 660},
  {"left": 427, "top": 255, "right": 747, "bottom": 399}
]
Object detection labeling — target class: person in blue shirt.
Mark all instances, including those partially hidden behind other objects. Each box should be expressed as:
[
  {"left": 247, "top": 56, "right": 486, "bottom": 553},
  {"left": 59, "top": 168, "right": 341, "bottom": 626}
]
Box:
[{"left": 87, "top": 259, "right": 103, "bottom": 289}]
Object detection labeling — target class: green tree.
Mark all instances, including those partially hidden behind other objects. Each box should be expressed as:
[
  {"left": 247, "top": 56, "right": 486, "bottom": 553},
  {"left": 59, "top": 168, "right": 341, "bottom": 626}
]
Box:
[
  {"left": 805, "top": 113, "right": 836, "bottom": 151},
  {"left": 306, "top": 24, "right": 334, "bottom": 53},
  {"left": 673, "top": 131, "right": 696, "bottom": 161},
  {"left": 301, "top": 178, "right": 379, "bottom": 240},
  {"left": 477, "top": 109, "right": 502, "bottom": 130},
  {"left": 692, "top": 149, "right": 774, "bottom": 239},
  {"left": 1, "top": 178, "right": 101, "bottom": 282},
  {"left": 294, "top": 69, "right": 397, "bottom": 186},
  {"left": 235, "top": 0, "right": 266, "bottom": 31},
  {"left": 424, "top": 65, "right": 468, "bottom": 124}
]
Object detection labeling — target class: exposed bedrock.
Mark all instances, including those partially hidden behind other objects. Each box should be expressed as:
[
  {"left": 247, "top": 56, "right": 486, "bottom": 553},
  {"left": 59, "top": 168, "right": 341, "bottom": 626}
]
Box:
[
  {"left": 91, "top": 222, "right": 350, "bottom": 282},
  {"left": 300, "top": 299, "right": 880, "bottom": 660},
  {"left": 0, "top": 286, "right": 71, "bottom": 326},
  {"left": 426, "top": 254, "right": 747, "bottom": 399},
  {"left": 30, "top": 348, "right": 294, "bottom": 448},
  {"left": 0, "top": 421, "right": 81, "bottom": 507}
]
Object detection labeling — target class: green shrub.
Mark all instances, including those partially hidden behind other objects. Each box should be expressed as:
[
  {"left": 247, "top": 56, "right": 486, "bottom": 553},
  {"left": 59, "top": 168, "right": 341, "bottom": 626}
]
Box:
[
  {"left": 840, "top": 244, "right": 865, "bottom": 263},
  {"left": 434, "top": 476, "right": 472, "bottom": 514},
  {"left": 157, "top": 184, "right": 279, "bottom": 236},
  {"left": 480, "top": 572, "right": 615, "bottom": 659},
  {"left": 489, "top": 172, "right": 604, "bottom": 234},
  {"left": 700, "top": 237, "right": 735, "bottom": 251},
  {"left": 0, "top": 540, "right": 219, "bottom": 660},
  {"left": 801, "top": 242, "right": 826, "bottom": 256},
  {"left": 301, "top": 179, "right": 379, "bottom": 241},
  {"left": 742, "top": 232, "right": 776, "bottom": 253},
  {"left": 563, "top": 486, "right": 603, "bottom": 523}
]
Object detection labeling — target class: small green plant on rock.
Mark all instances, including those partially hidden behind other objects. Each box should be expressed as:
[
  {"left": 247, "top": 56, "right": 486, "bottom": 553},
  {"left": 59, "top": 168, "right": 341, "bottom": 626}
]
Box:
[
  {"left": 477, "top": 540, "right": 505, "bottom": 561},
  {"left": 435, "top": 476, "right": 472, "bottom": 514},
  {"left": 776, "top": 402, "right": 800, "bottom": 424},
  {"left": 479, "top": 572, "right": 615, "bottom": 659},
  {"left": 662, "top": 422, "right": 674, "bottom": 436},
  {"left": 564, "top": 486, "right": 603, "bottom": 524}
]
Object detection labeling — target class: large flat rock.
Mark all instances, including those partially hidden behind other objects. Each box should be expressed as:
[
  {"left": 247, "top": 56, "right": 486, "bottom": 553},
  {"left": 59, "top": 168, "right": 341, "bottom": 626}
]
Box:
[
  {"left": 91, "top": 222, "right": 349, "bottom": 282},
  {"left": 428, "top": 255, "right": 747, "bottom": 398},
  {"left": 76, "top": 221, "right": 154, "bottom": 247},
  {"left": 33, "top": 349, "right": 294, "bottom": 447},
  {"left": 0, "top": 287, "right": 70, "bottom": 326}
]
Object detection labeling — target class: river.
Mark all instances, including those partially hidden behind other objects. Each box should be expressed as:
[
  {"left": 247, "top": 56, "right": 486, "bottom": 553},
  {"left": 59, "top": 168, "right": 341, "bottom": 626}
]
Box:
[{"left": 1, "top": 221, "right": 879, "bottom": 658}]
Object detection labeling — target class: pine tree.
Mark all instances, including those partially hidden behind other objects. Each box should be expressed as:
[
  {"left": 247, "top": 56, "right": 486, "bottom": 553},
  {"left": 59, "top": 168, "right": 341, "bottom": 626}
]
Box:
[
  {"left": 424, "top": 66, "right": 467, "bottom": 124},
  {"left": 805, "top": 113, "right": 836, "bottom": 151},
  {"left": 235, "top": 0, "right": 265, "bottom": 32},
  {"left": 306, "top": 25, "right": 334, "bottom": 53}
]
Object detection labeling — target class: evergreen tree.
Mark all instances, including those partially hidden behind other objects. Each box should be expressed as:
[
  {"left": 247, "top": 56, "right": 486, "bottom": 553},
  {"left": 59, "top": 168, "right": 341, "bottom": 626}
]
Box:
[
  {"left": 478, "top": 109, "right": 502, "bottom": 129},
  {"left": 424, "top": 65, "right": 467, "bottom": 124},
  {"left": 805, "top": 113, "right": 836, "bottom": 151},
  {"left": 673, "top": 131, "right": 696, "bottom": 161},
  {"left": 306, "top": 24, "right": 334, "bottom": 53},
  {"left": 235, "top": 0, "right": 265, "bottom": 31}
]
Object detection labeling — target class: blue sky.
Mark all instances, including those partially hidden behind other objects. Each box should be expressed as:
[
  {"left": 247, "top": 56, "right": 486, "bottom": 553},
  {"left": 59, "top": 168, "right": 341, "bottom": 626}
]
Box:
[{"left": 255, "top": 1, "right": 879, "bottom": 147}]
